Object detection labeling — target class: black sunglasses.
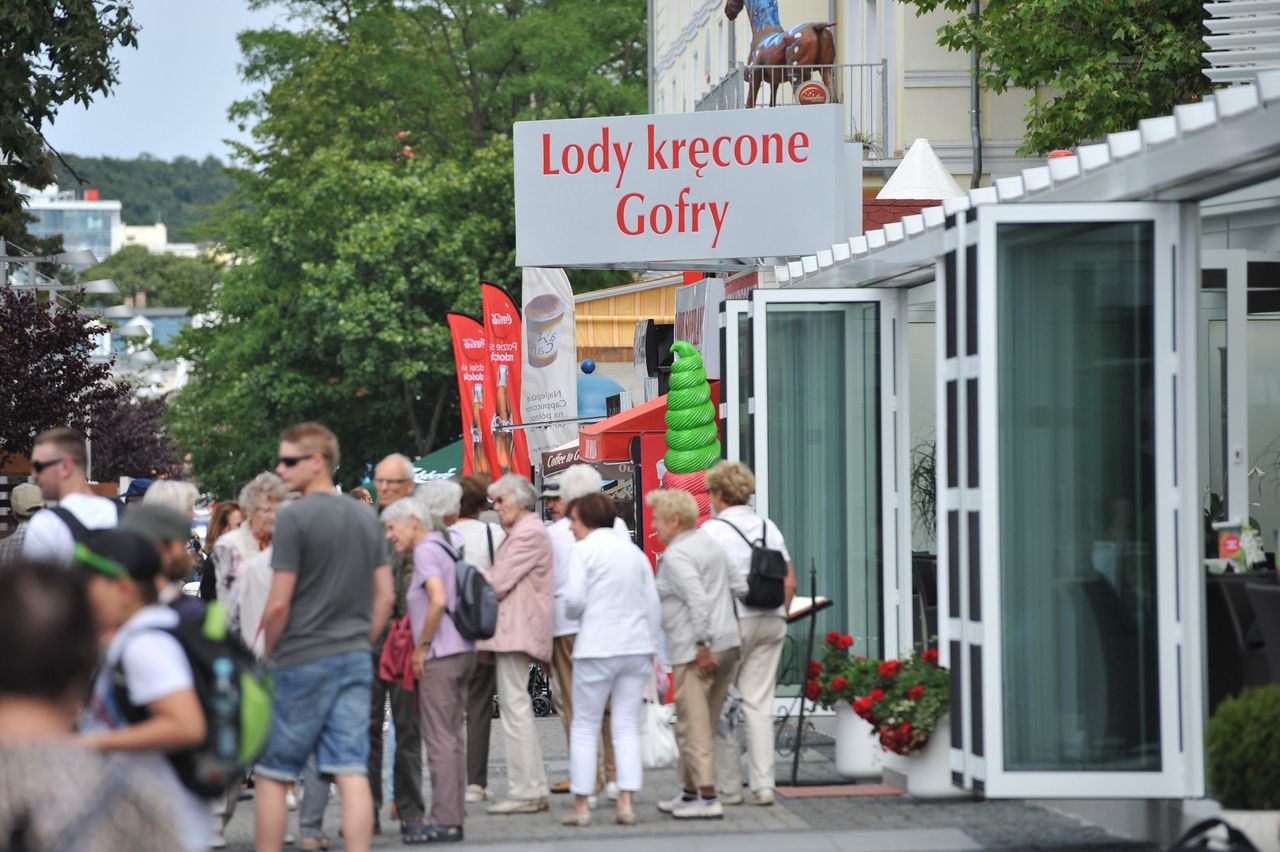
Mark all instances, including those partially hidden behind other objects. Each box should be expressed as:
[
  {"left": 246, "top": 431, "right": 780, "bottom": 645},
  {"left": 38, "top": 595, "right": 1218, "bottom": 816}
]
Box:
[
  {"left": 31, "top": 457, "right": 65, "bottom": 474},
  {"left": 277, "top": 453, "right": 314, "bottom": 467}
]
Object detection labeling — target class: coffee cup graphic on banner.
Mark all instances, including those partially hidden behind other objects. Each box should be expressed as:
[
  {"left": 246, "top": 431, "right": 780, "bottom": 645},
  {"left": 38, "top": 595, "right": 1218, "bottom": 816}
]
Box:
[{"left": 526, "top": 293, "right": 566, "bottom": 367}]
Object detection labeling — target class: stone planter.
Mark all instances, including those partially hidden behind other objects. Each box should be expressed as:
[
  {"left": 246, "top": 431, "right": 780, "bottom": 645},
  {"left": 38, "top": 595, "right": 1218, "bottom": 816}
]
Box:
[
  {"left": 1221, "top": 810, "right": 1280, "bottom": 852},
  {"left": 834, "top": 702, "right": 882, "bottom": 780},
  {"left": 904, "top": 714, "right": 967, "bottom": 799}
]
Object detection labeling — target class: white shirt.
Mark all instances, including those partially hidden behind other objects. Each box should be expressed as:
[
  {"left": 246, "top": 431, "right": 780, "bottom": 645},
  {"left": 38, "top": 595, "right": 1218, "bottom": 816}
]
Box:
[
  {"left": 22, "top": 492, "right": 120, "bottom": 566},
  {"left": 82, "top": 606, "right": 211, "bottom": 852},
  {"left": 549, "top": 516, "right": 629, "bottom": 637},
  {"left": 701, "top": 504, "right": 792, "bottom": 619},
  {"left": 451, "top": 517, "right": 506, "bottom": 572},
  {"left": 564, "top": 527, "right": 661, "bottom": 659},
  {"left": 234, "top": 546, "right": 274, "bottom": 658}
]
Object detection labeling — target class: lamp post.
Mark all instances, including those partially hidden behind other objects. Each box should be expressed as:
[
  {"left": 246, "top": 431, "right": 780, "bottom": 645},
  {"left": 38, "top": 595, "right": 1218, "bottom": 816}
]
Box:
[{"left": 0, "top": 236, "right": 99, "bottom": 288}]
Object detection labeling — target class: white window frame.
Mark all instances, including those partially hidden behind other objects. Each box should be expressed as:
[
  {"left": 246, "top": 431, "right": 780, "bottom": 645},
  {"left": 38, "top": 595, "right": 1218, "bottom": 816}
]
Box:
[{"left": 720, "top": 298, "right": 752, "bottom": 462}]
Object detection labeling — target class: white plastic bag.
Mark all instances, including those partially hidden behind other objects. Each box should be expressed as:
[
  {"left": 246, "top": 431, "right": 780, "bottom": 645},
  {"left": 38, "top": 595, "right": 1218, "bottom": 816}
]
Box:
[{"left": 638, "top": 669, "right": 678, "bottom": 770}]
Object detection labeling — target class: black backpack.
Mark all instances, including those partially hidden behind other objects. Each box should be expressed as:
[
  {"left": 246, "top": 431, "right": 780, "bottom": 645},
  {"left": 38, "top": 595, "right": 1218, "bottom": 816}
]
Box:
[
  {"left": 714, "top": 516, "right": 788, "bottom": 609},
  {"left": 47, "top": 502, "right": 122, "bottom": 544},
  {"left": 112, "top": 599, "right": 273, "bottom": 797},
  {"left": 434, "top": 540, "right": 499, "bottom": 641},
  {"left": 1167, "top": 817, "right": 1259, "bottom": 851}
]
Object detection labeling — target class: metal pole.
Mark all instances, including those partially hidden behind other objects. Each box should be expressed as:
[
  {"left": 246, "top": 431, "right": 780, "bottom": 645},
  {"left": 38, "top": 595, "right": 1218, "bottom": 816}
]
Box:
[{"left": 789, "top": 558, "right": 819, "bottom": 786}]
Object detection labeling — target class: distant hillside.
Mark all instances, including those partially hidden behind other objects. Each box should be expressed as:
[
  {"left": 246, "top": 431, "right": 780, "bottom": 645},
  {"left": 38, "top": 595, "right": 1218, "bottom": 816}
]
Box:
[{"left": 51, "top": 154, "right": 236, "bottom": 241}]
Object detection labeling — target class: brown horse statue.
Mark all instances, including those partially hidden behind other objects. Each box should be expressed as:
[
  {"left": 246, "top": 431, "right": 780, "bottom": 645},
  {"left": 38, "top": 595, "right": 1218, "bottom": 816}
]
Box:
[{"left": 725, "top": 0, "right": 837, "bottom": 107}]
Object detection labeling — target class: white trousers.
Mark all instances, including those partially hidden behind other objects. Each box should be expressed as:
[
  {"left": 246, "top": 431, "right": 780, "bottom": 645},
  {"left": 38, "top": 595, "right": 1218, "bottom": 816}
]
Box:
[
  {"left": 569, "top": 654, "right": 649, "bottom": 796},
  {"left": 715, "top": 615, "right": 787, "bottom": 794},
  {"left": 494, "top": 651, "right": 549, "bottom": 800}
]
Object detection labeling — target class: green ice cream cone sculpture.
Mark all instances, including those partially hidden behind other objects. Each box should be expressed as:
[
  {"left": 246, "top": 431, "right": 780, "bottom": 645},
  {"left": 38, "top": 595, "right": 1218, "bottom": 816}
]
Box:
[{"left": 663, "top": 342, "right": 722, "bottom": 504}]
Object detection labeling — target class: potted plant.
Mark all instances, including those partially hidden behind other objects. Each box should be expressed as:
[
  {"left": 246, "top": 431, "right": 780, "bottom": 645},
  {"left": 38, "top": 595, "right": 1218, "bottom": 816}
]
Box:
[
  {"left": 808, "top": 633, "right": 883, "bottom": 778},
  {"left": 853, "top": 648, "right": 962, "bottom": 798},
  {"left": 1207, "top": 685, "right": 1280, "bottom": 852}
]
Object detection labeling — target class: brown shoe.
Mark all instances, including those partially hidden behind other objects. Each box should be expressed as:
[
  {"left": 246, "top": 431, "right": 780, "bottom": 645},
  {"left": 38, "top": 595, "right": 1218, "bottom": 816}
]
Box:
[{"left": 550, "top": 779, "right": 571, "bottom": 794}]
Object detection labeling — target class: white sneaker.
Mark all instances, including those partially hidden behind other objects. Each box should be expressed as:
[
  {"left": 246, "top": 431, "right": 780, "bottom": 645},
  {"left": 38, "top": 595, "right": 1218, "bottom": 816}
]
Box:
[
  {"left": 285, "top": 791, "right": 298, "bottom": 811},
  {"left": 750, "top": 788, "right": 775, "bottom": 806},
  {"left": 672, "top": 798, "right": 725, "bottom": 819},
  {"left": 587, "top": 795, "right": 599, "bottom": 810},
  {"left": 656, "top": 792, "right": 694, "bottom": 814},
  {"left": 604, "top": 781, "right": 620, "bottom": 802},
  {"left": 465, "top": 784, "right": 492, "bottom": 803},
  {"left": 720, "top": 791, "right": 744, "bottom": 806},
  {"left": 208, "top": 828, "right": 227, "bottom": 849}
]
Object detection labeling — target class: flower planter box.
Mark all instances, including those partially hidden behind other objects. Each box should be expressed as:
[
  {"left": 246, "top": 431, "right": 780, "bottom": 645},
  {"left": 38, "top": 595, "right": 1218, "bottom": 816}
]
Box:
[
  {"left": 835, "top": 702, "right": 882, "bottom": 779},
  {"left": 1221, "top": 810, "right": 1280, "bottom": 852}
]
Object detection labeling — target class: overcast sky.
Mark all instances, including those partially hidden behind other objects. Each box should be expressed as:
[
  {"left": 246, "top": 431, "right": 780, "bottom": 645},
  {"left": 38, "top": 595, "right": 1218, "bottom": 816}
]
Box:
[{"left": 43, "top": 0, "right": 294, "bottom": 163}]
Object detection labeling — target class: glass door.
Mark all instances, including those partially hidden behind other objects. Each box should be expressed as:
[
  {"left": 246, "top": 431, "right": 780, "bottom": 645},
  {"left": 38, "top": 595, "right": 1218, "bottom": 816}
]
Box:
[
  {"left": 749, "top": 288, "right": 903, "bottom": 669},
  {"left": 953, "top": 203, "right": 1203, "bottom": 798},
  {"left": 720, "top": 298, "right": 753, "bottom": 468}
]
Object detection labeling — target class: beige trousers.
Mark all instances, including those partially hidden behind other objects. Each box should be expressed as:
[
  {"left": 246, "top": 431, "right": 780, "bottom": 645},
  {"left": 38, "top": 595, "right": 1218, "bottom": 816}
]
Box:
[
  {"left": 494, "top": 651, "right": 550, "bottom": 801},
  {"left": 715, "top": 615, "right": 787, "bottom": 795},
  {"left": 673, "top": 647, "right": 739, "bottom": 791}
]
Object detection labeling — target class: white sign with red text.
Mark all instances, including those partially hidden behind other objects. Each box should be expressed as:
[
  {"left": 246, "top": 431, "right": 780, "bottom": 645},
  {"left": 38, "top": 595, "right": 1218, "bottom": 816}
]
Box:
[{"left": 514, "top": 105, "right": 857, "bottom": 267}]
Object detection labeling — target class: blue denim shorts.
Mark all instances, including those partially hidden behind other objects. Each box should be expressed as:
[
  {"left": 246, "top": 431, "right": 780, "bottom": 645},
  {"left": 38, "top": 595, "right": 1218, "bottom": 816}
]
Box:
[{"left": 256, "top": 650, "right": 372, "bottom": 781}]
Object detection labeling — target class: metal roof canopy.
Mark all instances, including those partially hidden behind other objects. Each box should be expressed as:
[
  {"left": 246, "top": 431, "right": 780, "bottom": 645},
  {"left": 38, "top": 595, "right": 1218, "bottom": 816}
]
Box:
[{"left": 782, "top": 69, "right": 1280, "bottom": 290}]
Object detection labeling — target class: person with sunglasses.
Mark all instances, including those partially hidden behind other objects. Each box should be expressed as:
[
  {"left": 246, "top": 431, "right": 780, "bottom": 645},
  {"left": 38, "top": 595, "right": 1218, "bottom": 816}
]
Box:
[{"left": 22, "top": 427, "right": 122, "bottom": 567}]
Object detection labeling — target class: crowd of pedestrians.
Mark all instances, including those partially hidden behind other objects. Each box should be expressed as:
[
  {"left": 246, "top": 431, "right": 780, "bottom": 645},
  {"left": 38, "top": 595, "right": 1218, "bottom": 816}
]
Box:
[{"left": 0, "top": 423, "right": 796, "bottom": 849}]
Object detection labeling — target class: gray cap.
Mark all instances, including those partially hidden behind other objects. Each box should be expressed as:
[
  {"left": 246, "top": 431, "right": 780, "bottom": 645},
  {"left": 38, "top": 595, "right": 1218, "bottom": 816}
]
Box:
[{"left": 120, "top": 503, "right": 191, "bottom": 544}]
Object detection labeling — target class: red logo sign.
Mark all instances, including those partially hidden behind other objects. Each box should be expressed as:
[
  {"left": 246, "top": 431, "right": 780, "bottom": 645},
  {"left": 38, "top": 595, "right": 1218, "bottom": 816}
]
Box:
[{"left": 796, "top": 81, "right": 829, "bottom": 106}]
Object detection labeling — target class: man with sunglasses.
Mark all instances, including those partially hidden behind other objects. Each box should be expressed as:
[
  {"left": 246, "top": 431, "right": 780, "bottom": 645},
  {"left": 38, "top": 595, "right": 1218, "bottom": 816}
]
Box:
[
  {"left": 23, "top": 427, "right": 121, "bottom": 567},
  {"left": 254, "top": 422, "right": 394, "bottom": 852}
]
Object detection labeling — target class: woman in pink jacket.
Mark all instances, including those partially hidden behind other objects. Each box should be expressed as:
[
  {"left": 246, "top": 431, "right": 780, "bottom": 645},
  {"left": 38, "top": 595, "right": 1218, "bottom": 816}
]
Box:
[{"left": 478, "top": 474, "right": 556, "bottom": 815}]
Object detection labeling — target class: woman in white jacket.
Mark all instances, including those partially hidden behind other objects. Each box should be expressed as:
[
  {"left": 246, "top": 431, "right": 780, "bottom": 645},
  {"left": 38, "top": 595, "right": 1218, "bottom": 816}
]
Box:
[{"left": 561, "top": 493, "right": 661, "bottom": 828}]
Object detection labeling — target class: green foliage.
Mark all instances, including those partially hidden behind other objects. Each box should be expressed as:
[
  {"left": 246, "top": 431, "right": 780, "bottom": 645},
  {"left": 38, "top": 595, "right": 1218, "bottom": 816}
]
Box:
[
  {"left": 169, "top": 0, "right": 646, "bottom": 496},
  {"left": 50, "top": 154, "right": 236, "bottom": 241},
  {"left": 1207, "top": 686, "right": 1280, "bottom": 810},
  {"left": 79, "top": 245, "right": 222, "bottom": 310},
  {"left": 0, "top": 0, "right": 138, "bottom": 263},
  {"left": 898, "top": 0, "right": 1211, "bottom": 154}
]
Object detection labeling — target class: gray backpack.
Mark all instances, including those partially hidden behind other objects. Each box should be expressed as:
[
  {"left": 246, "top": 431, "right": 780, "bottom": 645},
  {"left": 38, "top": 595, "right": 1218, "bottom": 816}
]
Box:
[{"left": 434, "top": 540, "right": 498, "bottom": 641}]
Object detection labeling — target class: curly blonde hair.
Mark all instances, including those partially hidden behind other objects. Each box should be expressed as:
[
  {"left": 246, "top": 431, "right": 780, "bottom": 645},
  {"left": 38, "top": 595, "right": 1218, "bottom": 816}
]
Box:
[
  {"left": 704, "top": 460, "right": 755, "bottom": 506},
  {"left": 645, "top": 489, "right": 698, "bottom": 531}
]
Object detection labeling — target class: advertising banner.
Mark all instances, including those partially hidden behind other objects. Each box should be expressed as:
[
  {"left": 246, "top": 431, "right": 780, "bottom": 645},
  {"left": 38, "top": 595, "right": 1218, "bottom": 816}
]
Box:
[
  {"left": 481, "top": 282, "right": 532, "bottom": 478},
  {"left": 673, "top": 277, "right": 725, "bottom": 381},
  {"left": 513, "top": 104, "right": 859, "bottom": 267},
  {"left": 446, "top": 313, "right": 494, "bottom": 478},
  {"left": 521, "top": 267, "right": 579, "bottom": 459}
]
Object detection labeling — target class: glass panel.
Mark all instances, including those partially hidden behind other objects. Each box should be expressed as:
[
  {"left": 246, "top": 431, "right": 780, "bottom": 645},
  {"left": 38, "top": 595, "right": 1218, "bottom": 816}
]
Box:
[
  {"left": 998, "top": 221, "right": 1160, "bottom": 771},
  {"left": 1247, "top": 317, "right": 1280, "bottom": 560},
  {"left": 765, "top": 302, "right": 882, "bottom": 679},
  {"left": 737, "top": 312, "right": 754, "bottom": 470}
]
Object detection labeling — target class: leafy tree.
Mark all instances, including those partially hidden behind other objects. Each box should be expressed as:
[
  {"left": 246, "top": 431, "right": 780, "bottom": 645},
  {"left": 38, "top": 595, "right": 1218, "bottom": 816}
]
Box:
[
  {"left": 170, "top": 0, "right": 646, "bottom": 495},
  {"left": 91, "top": 393, "right": 184, "bottom": 481},
  {"left": 50, "top": 154, "right": 236, "bottom": 241},
  {"left": 0, "top": 0, "right": 138, "bottom": 258},
  {"left": 900, "top": 0, "right": 1211, "bottom": 154},
  {"left": 80, "top": 245, "right": 222, "bottom": 310},
  {"left": 0, "top": 287, "right": 128, "bottom": 458}
]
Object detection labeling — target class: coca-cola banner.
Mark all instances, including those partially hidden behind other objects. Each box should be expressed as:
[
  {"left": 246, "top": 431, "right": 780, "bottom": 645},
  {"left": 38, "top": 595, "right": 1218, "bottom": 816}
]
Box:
[
  {"left": 446, "top": 313, "right": 495, "bottom": 478},
  {"left": 481, "top": 282, "right": 532, "bottom": 478},
  {"left": 521, "top": 267, "right": 579, "bottom": 460}
]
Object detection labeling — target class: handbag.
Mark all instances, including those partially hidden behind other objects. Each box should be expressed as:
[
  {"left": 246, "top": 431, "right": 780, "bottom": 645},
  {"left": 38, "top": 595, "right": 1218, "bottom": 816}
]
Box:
[
  {"left": 1166, "top": 817, "right": 1260, "bottom": 851},
  {"left": 378, "top": 614, "right": 417, "bottom": 691},
  {"left": 638, "top": 665, "right": 678, "bottom": 770}
]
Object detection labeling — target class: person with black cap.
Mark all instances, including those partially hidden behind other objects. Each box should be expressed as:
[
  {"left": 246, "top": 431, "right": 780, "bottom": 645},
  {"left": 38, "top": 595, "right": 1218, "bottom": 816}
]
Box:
[{"left": 76, "top": 528, "right": 213, "bottom": 852}]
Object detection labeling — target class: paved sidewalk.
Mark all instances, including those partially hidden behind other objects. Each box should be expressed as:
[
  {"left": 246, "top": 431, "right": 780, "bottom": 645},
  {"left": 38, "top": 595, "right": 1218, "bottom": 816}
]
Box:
[{"left": 221, "top": 717, "right": 1152, "bottom": 850}]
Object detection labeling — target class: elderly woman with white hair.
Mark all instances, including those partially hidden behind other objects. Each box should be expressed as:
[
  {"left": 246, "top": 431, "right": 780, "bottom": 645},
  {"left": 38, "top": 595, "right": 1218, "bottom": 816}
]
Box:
[
  {"left": 214, "top": 473, "right": 288, "bottom": 614},
  {"left": 383, "top": 479, "right": 473, "bottom": 844},
  {"left": 476, "top": 474, "right": 555, "bottom": 816}
]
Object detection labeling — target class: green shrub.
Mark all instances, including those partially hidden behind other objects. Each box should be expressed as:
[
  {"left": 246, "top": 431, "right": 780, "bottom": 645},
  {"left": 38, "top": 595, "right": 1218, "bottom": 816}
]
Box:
[{"left": 1207, "top": 685, "right": 1280, "bottom": 810}]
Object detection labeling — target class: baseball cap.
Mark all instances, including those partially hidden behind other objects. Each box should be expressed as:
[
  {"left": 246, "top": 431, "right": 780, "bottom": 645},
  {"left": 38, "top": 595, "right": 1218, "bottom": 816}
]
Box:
[
  {"left": 120, "top": 503, "right": 192, "bottom": 544},
  {"left": 10, "top": 483, "right": 45, "bottom": 517},
  {"left": 540, "top": 478, "right": 562, "bottom": 499},
  {"left": 74, "top": 528, "right": 163, "bottom": 584},
  {"left": 119, "top": 478, "right": 155, "bottom": 500}
]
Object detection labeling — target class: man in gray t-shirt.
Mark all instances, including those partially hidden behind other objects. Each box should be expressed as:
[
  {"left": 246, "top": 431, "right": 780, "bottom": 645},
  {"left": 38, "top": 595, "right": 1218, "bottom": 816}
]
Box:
[{"left": 254, "top": 423, "right": 393, "bottom": 852}]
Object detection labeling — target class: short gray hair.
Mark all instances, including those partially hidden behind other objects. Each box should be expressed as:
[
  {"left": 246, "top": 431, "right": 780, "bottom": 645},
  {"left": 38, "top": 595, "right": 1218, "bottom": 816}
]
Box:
[
  {"left": 488, "top": 474, "right": 537, "bottom": 511},
  {"left": 382, "top": 496, "right": 426, "bottom": 527},
  {"left": 417, "top": 480, "right": 462, "bottom": 533},
  {"left": 559, "top": 464, "right": 603, "bottom": 503},
  {"left": 238, "top": 472, "right": 287, "bottom": 513},
  {"left": 142, "top": 480, "right": 199, "bottom": 515},
  {"left": 378, "top": 452, "right": 414, "bottom": 479}
]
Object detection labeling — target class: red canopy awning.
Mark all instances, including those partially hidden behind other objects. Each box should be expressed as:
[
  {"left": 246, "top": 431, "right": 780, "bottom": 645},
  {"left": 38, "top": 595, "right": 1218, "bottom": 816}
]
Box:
[{"left": 579, "top": 381, "right": 721, "bottom": 462}]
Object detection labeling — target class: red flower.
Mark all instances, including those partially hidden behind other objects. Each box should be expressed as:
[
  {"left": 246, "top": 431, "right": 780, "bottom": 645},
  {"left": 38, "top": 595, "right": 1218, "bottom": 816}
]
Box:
[
  {"left": 805, "top": 680, "right": 820, "bottom": 701},
  {"left": 831, "top": 677, "right": 848, "bottom": 692},
  {"left": 879, "top": 660, "right": 902, "bottom": 679},
  {"left": 807, "top": 659, "right": 823, "bottom": 678},
  {"left": 837, "top": 635, "right": 854, "bottom": 650},
  {"left": 907, "top": 685, "right": 926, "bottom": 701},
  {"left": 923, "top": 649, "right": 939, "bottom": 666},
  {"left": 825, "top": 631, "right": 841, "bottom": 645},
  {"left": 853, "top": 697, "right": 873, "bottom": 719},
  {"left": 869, "top": 688, "right": 885, "bottom": 702},
  {"left": 898, "top": 722, "right": 912, "bottom": 738}
]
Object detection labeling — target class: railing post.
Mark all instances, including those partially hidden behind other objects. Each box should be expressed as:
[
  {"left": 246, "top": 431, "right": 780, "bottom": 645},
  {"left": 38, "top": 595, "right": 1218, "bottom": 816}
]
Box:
[{"left": 880, "top": 57, "right": 889, "bottom": 158}]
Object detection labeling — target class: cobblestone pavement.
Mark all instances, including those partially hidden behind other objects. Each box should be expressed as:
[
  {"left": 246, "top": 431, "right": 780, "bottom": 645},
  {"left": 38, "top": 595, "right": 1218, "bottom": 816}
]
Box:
[{"left": 221, "top": 717, "right": 1153, "bottom": 850}]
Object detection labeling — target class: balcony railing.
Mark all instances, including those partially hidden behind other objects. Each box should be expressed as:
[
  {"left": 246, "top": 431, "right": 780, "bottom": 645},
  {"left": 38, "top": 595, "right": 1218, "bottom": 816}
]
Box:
[{"left": 695, "top": 59, "right": 889, "bottom": 157}]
